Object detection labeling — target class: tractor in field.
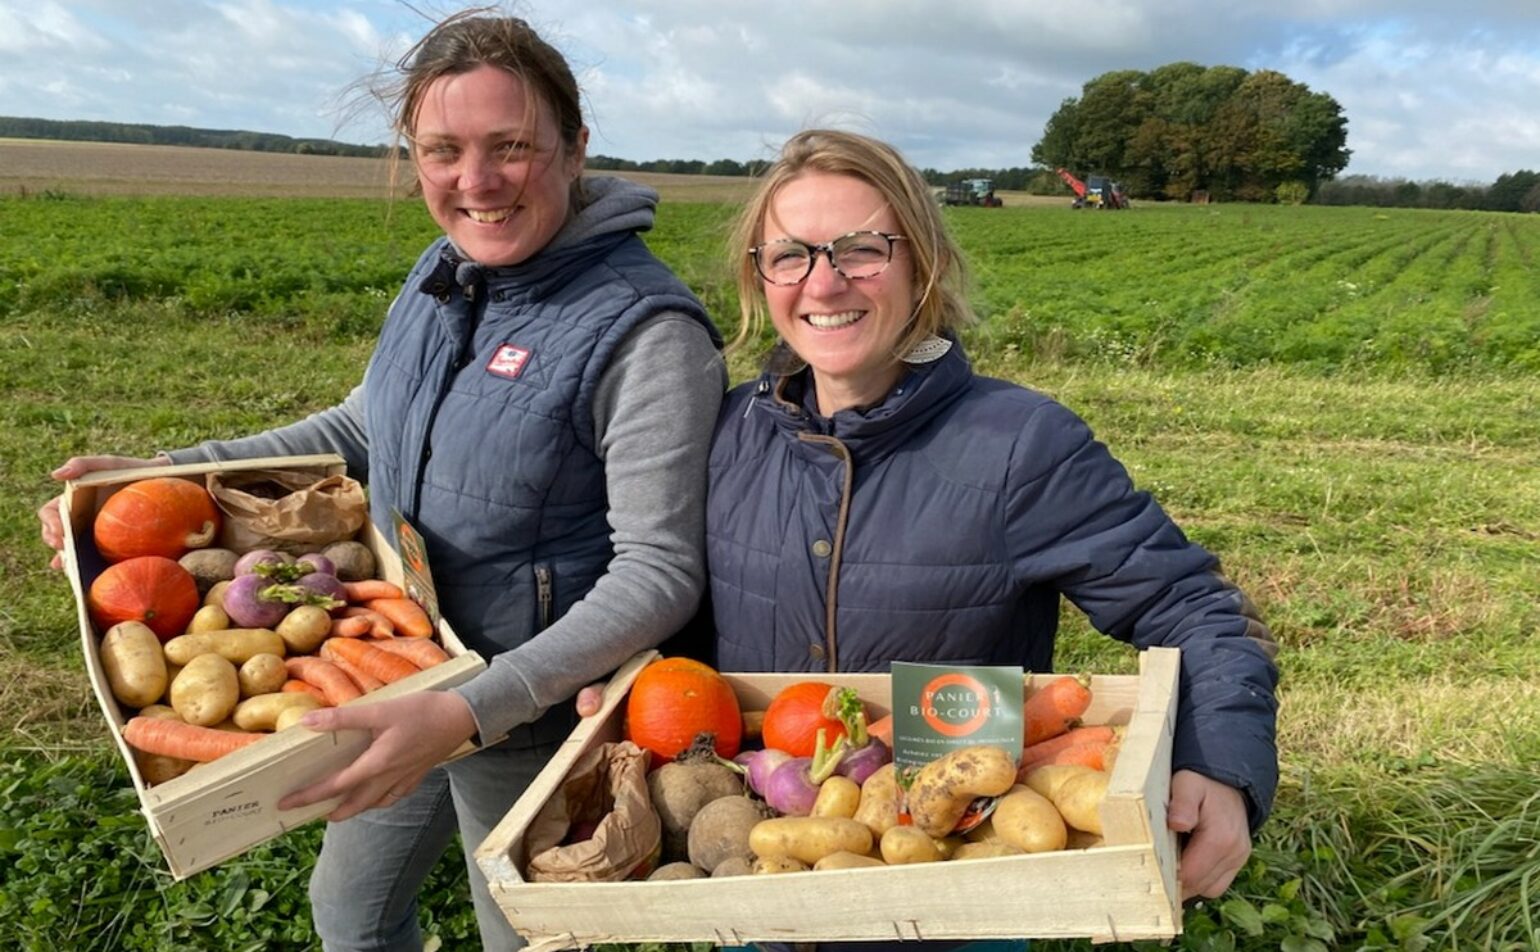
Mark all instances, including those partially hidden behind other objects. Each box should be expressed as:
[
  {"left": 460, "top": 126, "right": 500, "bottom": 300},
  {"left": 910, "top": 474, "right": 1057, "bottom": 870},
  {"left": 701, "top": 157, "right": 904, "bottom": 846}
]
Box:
[
  {"left": 1056, "top": 168, "right": 1129, "bottom": 209},
  {"left": 942, "top": 178, "right": 1003, "bottom": 207}
]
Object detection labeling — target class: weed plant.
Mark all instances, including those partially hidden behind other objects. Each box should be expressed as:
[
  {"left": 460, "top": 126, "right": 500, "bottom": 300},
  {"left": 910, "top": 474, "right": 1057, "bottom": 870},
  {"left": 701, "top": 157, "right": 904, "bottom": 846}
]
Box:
[{"left": 1, "top": 195, "right": 1537, "bottom": 949}]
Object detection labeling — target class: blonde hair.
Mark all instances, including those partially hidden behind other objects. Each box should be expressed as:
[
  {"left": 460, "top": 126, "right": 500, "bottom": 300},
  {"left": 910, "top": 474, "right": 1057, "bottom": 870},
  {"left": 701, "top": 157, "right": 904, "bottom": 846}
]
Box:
[{"left": 728, "top": 129, "right": 973, "bottom": 357}]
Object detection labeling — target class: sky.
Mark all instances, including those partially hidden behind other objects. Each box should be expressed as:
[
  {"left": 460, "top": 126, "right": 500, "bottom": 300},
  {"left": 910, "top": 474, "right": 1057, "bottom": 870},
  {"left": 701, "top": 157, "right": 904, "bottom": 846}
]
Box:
[{"left": 1, "top": 1, "right": 1537, "bottom": 183}]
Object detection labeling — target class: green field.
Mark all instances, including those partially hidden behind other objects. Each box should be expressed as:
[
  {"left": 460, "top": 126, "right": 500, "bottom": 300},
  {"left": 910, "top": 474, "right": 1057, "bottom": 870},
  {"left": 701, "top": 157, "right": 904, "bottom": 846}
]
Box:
[{"left": 2, "top": 194, "right": 1538, "bottom": 950}]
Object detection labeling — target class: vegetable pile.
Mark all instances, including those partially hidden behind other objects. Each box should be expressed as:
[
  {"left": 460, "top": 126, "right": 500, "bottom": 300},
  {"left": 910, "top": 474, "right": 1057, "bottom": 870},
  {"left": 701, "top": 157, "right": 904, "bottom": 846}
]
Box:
[
  {"left": 579, "top": 664, "right": 1128, "bottom": 881},
  {"left": 84, "top": 476, "right": 448, "bottom": 783}
]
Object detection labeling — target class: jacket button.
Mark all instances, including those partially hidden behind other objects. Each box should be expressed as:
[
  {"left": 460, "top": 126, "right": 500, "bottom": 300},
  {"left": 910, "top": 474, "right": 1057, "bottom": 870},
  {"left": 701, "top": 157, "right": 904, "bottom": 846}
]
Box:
[
  {"left": 811, "top": 539, "right": 832, "bottom": 558},
  {"left": 809, "top": 644, "right": 826, "bottom": 661}
]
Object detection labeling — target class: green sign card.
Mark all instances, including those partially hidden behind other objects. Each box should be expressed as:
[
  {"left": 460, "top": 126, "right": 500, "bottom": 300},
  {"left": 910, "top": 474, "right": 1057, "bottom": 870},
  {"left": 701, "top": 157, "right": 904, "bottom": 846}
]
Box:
[{"left": 889, "top": 662, "right": 1024, "bottom": 770}]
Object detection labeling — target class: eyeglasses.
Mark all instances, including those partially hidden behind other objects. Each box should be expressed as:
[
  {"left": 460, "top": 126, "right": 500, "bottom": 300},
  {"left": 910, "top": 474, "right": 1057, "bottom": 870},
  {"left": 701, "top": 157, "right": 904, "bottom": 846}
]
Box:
[{"left": 749, "top": 231, "right": 907, "bottom": 286}]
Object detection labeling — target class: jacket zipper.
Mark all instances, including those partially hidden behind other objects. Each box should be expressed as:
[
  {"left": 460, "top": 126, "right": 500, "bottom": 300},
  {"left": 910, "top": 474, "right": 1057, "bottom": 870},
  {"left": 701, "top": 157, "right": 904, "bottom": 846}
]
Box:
[
  {"left": 535, "top": 564, "right": 554, "bottom": 631},
  {"left": 797, "top": 433, "right": 854, "bottom": 673}
]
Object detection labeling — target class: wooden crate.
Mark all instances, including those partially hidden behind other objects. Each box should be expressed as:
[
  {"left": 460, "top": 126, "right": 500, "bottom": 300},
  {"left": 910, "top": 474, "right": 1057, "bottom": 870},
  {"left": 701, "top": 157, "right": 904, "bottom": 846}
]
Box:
[
  {"left": 60, "top": 454, "right": 488, "bottom": 880},
  {"left": 476, "top": 647, "right": 1182, "bottom": 948}
]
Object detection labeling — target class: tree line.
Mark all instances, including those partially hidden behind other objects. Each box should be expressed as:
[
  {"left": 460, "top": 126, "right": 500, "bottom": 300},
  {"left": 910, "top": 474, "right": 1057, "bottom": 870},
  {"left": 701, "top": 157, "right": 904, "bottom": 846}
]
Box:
[
  {"left": 1316, "top": 171, "right": 1540, "bottom": 214},
  {"left": 7, "top": 111, "right": 1535, "bottom": 212},
  {"left": 0, "top": 116, "right": 393, "bottom": 158}
]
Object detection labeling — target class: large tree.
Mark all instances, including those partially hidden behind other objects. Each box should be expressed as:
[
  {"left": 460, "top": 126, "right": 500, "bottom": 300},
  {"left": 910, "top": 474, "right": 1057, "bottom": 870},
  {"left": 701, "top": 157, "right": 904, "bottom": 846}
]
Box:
[{"left": 1032, "top": 64, "right": 1349, "bottom": 202}]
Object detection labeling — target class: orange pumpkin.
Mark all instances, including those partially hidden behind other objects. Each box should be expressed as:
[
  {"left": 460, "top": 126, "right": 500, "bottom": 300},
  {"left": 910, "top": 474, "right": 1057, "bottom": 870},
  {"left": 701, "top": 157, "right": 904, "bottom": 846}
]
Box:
[
  {"left": 93, "top": 477, "right": 221, "bottom": 563},
  {"left": 762, "top": 681, "right": 848, "bottom": 757},
  {"left": 87, "top": 555, "right": 200, "bottom": 642},
  {"left": 624, "top": 657, "right": 742, "bottom": 764}
]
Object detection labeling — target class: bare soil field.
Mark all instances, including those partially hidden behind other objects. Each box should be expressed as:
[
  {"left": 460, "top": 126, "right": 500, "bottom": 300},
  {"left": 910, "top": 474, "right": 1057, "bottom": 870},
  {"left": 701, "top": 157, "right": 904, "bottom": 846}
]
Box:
[
  {"left": 0, "top": 137, "right": 1061, "bottom": 206},
  {"left": 0, "top": 137, "right": 759, "bottom": 202}
]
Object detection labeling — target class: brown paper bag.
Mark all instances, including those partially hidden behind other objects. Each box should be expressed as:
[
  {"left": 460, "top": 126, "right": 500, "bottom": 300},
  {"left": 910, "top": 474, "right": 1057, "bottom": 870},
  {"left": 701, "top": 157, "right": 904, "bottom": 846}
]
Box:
[
  {"left": 525, "top": 741, "right": 662, "bottom": 882},
  {"left": 205, "top": 468, "right": 368, "bottom": 554}
]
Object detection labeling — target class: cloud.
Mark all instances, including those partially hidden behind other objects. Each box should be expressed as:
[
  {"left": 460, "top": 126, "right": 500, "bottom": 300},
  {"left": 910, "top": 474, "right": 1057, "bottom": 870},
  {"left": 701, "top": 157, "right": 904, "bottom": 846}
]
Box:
[{"left": 0, "top": 0, "right": 1535, "bottom": 181}]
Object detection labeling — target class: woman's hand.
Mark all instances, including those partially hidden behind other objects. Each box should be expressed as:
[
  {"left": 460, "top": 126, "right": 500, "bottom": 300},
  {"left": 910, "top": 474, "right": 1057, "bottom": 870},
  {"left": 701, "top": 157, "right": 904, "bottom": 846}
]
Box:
[
  {"left": 277, "top": 691, "right": 479, "bottom": 822},
  {"left": 38, "top": 455, "right": 168, "bottom": 569},
  {"left": 1167, "top": 769, "right": 1253, "bottom": 900}
]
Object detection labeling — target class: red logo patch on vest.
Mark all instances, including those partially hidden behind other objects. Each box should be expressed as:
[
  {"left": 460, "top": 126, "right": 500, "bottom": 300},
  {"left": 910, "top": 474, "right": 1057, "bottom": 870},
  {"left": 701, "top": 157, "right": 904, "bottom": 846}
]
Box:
[{"left": 486, "top": 343, "right": 531, "bottom": 380}]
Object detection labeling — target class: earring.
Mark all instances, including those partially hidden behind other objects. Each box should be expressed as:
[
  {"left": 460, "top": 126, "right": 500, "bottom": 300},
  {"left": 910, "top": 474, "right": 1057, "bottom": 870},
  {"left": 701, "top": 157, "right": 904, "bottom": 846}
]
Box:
[{"left": 902, "top": 335, "right": 952, "bottom": 364}]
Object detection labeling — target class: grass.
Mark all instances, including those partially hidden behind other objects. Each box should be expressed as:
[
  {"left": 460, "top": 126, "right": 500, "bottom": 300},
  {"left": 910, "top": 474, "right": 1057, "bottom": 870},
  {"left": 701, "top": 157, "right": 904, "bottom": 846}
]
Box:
[{"left": 1, "top": 192, "right": 1538, "bottom": 950}]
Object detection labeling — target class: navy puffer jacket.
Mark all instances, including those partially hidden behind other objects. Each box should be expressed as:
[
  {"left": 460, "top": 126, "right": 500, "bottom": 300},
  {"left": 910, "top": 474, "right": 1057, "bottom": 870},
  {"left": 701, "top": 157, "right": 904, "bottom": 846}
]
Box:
[{"left": 707, "top": 342, "right": 1279, "bottom": 828}]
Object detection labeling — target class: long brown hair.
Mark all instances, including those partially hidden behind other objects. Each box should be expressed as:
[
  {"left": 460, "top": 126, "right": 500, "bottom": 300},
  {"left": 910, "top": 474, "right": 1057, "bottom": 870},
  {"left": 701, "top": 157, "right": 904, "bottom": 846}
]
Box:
[{"left": 728, "top": 129, "right": 973, "bottom": 357}]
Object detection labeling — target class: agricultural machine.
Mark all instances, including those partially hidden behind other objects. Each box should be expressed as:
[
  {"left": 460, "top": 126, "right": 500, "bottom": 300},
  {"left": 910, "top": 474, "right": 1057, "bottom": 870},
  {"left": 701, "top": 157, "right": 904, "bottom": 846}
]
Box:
[
  {"left": 942, "top": 178, "right": 1003, "bottom": 207},
  {"left": 1056, "top": 168, "right": 1129, "bottom": 209}
]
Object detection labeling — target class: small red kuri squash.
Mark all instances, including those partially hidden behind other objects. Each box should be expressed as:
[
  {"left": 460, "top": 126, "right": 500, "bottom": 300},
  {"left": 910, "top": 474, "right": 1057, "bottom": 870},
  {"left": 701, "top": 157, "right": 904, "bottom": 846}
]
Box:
[
  {"left": 93, "top": 477, "right": 221, "bottom": 563},
  {"left": 87, "top": 555, "right": 200, "bottom": 642},
  {"left": 762, "top": 680, "right": 848, "bottom": 757},
  {"left": 624, "top": 657, "right": 742, "bottom": 764}
]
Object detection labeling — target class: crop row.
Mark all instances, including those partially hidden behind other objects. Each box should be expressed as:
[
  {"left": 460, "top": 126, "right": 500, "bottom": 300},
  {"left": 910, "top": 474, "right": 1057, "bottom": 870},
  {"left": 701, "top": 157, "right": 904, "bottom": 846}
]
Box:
[{"left": 3, "top": 195, "right": 1538, "bottom": 373}]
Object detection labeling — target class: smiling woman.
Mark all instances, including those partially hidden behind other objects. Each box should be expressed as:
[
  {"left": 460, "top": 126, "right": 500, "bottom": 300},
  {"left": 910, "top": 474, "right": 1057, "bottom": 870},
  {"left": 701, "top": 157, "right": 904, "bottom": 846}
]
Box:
[{"left": 34, "top": 10, "right": 726, "bottom": 951}]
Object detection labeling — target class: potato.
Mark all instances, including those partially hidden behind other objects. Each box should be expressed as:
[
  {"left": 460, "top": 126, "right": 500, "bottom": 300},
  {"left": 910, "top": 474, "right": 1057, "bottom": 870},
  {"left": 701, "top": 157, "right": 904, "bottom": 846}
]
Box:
[
  {"left": 186, "top": 604, "right": 230, "bottom": 634},
  {"left": 810, "top": 775, "right": 861, "bottom": 819},
  {"left": 905, "top": 745, "right": 1018, "bottom": 838},
  {"left": 647, "top": 862, "right": 706, "bottom": 881},
  {"left": 950, "top": 842, "right": 1025, "bottom": 861},
  {"left": 686, "top": 794, "right": 769, "bottom": 874},
  {"left": 321, "top": 540, "right": 377, "bottom": 581},
  {"left": 275, "top": 605, "right": 333, "bottom": 655},
  {"left": 1051, "top": 769, "right": 1110, "bottom": 835},
  {"left": 852, "top": 763, "right": 900, "bottom": 838},
  {"left": 1022, "top": 763, "right": 1097, "bottom": 803},
  {"left": 179, "top": 548, "right": 239, "bottom": 595},
  {"left": 991, "top": 784, "right": 1068, "bottom": 853},
  {"left": 232, "top": 692, "right": 322, "bottom": 731},
  {"left": 274, "top": 705, "right": 315, "bottom": 732},
  {"left": 710, "top": 856, "right": 753, "bottom": 878},
  {"left": 163, "top": 628, "right": 285, "bottom": 666},
  {"left": 879, "top": 825, "right": 944, "bottom": 865},
  {"left": 813, "top": 850, "right": 886, "bottom": 871},
  {"left": 203, "top": 579, "right": 232, "bottom": 608},
  {"left": 169, "top": 653, "right": 240, "bottom": 727},
  {"left": 99, "top": 621, "right": 168, "bottom": 709},
  {"left": 1066, "top": 829, "right": 1105, "bottom": 850},
  {"left": 748, "top": 816, "right": 873, "bottom": 866},
  {"left": 238, "top": 653, "right": 289, "bottom": 697},
  {"left": 750, "top": 855, "right": 809, "bottom": 875}
]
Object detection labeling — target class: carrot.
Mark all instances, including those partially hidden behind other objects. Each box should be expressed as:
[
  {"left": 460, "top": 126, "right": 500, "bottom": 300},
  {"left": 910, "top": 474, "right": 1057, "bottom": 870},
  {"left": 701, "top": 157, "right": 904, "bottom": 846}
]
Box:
[
  {"left": 342, "top": 606, "right": 395, "bottom": 639},
  {"left": 282, "top": 679, "right": 330, "bottom": 704},
  {"left": 328, "top": 615, "right": 374, "bottom": 639},
  {"left": 1023, "top": 741, "right": 1110, "bottom": 773},
  {"left": 123, "top": 716, "right": 263, "bottom": 762},
  {"left": 285, "top": 656, "right": 363, "bottom": 706},
  {"left": 1024, "top": 673, "right": 1093, "bottom": 746},
  {"left": 320, "top": 642, "right": 386, "bottom": 693},
  {"left": 365, "top": 597, "right": 434, "bottom": 639},
  {"left": 1021, "top": 724, "right": 1116, "bottom": 768},
  {"left": 342, "top": 579, "right": 404, "bottom": 602},
  {"left": 372, "top": 637, "right": 449, "bottom": 670},
  {"left": 866, "top": 714, "right": 894, "bottom": 749},
  {"left": 321, "top": 636, "right": 422, "bottom": 685}
]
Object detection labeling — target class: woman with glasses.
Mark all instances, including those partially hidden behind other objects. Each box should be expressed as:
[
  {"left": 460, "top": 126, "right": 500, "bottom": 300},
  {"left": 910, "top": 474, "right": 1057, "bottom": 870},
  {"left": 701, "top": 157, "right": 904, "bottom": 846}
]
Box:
[
  {"left": 701, "top": 128, "right": 1276, "bottom": 934},
  {"left": 39, "top": 12, "right": 724, "bottom": 950}
]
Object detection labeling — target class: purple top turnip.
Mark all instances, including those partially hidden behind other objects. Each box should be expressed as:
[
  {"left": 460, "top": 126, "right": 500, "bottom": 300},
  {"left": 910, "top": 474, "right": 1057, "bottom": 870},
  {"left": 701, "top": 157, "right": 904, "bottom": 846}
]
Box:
[
  {"left": 222, "top": 572, "right": 292, "bottom": 628},
  {"left": 824, "top": 686, "right": 891, "bottom": 785},
  {"left": 760, "top": 728, "right": 847, "bottom": 817},
  {"left": 297, "top": 553, "right": 336, "bottom": 577},
  {"left": 732, "top": 748, "right": 794, "bottom": 798}
]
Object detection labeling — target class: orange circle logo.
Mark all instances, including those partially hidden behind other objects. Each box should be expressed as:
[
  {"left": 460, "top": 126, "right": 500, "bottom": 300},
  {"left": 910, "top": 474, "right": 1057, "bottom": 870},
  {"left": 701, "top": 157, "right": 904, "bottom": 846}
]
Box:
[{"left": 919, "top": 673, "right": 991, "bottom": 737}]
